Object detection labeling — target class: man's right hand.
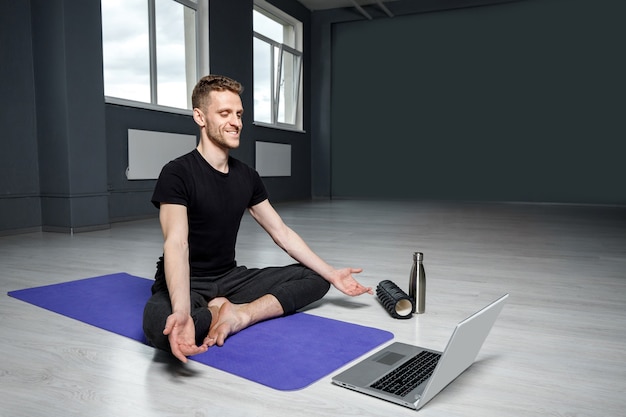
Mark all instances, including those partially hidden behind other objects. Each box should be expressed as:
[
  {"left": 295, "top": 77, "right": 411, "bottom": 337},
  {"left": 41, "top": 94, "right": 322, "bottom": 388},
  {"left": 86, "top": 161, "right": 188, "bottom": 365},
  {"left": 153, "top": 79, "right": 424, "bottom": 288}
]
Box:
[{"left": 163, "top": 310, "right": 208, "bottom": 363}]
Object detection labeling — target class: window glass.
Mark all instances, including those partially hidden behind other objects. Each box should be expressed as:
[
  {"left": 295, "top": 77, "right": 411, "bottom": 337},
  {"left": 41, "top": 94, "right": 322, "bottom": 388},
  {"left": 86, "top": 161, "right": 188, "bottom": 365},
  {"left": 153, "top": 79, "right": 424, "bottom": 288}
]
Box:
[
  {"left": 101, "top": 0, "right": 200, "bottom": 111},
  {"left": 253, "top": 37, "right": 273, "bottom": 123},
  {"left": 155, "top": 0, "right": 195, "bottom": 108},
  {"left": 253, "top": 11, "right": 284, "bottom": 43},
  {"left": 101, "top": 0, "right": 150, "bottom": 103},
  {"left": 278, "top": 49, "right": 300, "bottom": 125}
]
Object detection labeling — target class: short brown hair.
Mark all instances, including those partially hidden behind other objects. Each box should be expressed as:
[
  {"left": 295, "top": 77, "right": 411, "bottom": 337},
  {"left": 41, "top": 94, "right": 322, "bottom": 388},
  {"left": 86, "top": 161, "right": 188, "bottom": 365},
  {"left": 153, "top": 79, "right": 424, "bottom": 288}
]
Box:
[{"left": 191, "top": 74, "right": 244, "bottom": 111}]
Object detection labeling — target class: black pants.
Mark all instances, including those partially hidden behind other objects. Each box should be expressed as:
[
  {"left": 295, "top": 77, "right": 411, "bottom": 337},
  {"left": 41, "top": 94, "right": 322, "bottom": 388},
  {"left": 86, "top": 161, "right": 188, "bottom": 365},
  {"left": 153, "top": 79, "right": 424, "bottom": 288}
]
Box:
[{"left": 142, "top": 263, "right": 330, "bottom": 352}]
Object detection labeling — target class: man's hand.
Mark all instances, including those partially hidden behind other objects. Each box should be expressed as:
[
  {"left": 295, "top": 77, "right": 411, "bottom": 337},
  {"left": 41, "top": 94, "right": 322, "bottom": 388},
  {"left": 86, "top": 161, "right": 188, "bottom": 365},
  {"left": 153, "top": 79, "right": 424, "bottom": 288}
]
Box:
[
  {"left": 328, "top": 268, "right": 373, "bottom": 296},
  {"left": 163, "top": 311, "right": 208, "bottom": 363}
]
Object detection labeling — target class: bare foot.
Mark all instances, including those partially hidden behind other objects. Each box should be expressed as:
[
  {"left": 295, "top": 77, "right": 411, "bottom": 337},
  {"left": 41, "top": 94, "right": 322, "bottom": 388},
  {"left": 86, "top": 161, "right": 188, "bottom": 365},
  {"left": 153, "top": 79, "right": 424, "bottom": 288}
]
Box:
[
  {"left": 203, "top": 294, "right": 284, "bottom": 347},
  {"left": 208, "top": 297, "right": 228, "bottom": 317},
  {"left": 206, "top": 300, "right": 251, "bottom": 347}
]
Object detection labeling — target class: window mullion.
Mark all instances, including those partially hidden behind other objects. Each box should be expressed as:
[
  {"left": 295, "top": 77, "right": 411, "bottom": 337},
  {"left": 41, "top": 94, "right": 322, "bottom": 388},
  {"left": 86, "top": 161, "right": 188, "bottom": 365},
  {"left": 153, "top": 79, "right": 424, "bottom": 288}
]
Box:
[{"left": 148, "top": 0, "right": 158, "bottom": 104}]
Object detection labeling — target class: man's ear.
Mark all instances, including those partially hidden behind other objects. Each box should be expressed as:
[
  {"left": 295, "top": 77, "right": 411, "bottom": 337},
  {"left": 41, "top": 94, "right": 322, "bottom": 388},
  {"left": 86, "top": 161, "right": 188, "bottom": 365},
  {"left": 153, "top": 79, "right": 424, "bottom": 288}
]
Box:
[{"left": 193, "top": 108, "right": 206, "bottom": 128}]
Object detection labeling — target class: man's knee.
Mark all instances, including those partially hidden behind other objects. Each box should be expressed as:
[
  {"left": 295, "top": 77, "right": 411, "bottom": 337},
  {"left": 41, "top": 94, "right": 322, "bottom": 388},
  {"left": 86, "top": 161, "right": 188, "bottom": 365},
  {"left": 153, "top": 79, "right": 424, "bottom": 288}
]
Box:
[
  {"left": 142, "top": 319, "right": 170, "bottom": 352},
  {"left": 302, "top": 266, "right": 331, "bottom": 297},
  {"left": 142, "top": 295, "right": 170, "bottom": 351},
  {"left": 143, "top": 325, "right": 170, "bottom": 352},
  {"left": 315, "top": 276, "right": 331, "bottom": 297},
  {"left": 275, "top": 269, "right": 330, "bottom": 313}
]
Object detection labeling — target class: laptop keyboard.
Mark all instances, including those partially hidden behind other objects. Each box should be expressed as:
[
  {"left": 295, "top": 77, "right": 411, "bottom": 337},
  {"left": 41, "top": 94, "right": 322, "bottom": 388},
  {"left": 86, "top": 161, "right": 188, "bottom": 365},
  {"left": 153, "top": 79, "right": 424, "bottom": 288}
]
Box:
[{"left": 370, "top": 350, "right": 441, "bottom": 397}]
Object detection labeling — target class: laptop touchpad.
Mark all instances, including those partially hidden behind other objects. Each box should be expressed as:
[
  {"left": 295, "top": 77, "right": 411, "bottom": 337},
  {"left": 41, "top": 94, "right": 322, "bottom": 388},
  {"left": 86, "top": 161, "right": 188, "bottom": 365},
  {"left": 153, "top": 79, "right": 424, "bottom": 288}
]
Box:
[{"left": 374, "top": 351, "right": 405, "bottom": 366}]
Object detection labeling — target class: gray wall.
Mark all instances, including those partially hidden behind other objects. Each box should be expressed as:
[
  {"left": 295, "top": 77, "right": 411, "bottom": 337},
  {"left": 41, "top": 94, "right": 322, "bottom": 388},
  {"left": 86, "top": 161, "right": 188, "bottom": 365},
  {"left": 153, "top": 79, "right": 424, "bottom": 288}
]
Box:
[
  {"left": 314, "top": 0, "right": 626, "bottom": 204},
  {"left": 0, "top": 0, "right": 312, "bottom": 235},
  {"left": 1, "top": 0, "right": 624, "bottom": 236},
  {"left": 32, "top": 0, "right": 110, "bottom": 232},
  {"left": 0, "top": 0, "right": 41, "bottom": 233}
]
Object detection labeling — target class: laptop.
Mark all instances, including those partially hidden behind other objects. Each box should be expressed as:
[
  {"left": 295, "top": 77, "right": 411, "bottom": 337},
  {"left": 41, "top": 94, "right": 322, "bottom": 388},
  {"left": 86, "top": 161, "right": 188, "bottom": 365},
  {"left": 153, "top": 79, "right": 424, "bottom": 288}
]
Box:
[{"left": 332, "top": 293, "right": 509, "bottom": 410}]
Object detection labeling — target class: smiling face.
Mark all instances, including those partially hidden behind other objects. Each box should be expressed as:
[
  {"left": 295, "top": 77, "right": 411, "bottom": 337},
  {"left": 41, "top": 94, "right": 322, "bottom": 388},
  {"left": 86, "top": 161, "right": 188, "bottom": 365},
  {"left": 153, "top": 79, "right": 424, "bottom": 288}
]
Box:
[{"left": 198, "top": 89, "right": 244, "bottom": 151}]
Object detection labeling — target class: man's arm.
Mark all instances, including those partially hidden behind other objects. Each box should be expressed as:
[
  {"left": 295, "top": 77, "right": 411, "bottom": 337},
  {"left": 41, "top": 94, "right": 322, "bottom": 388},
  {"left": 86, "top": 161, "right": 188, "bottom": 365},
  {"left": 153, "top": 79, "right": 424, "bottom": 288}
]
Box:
[
  {"left": 248, "top": 199, "right": 372, "bottom": 296},
  {"left": 159, "top": 203, "right": 208, "bottom": 362}
]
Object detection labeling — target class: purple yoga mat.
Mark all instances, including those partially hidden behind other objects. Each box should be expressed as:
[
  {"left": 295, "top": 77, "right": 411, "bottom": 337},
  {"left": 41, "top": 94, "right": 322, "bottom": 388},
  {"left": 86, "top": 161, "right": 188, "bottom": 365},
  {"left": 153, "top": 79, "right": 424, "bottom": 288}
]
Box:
[{"left": 8, "top": 273, "right": 393, "bottom": 390}]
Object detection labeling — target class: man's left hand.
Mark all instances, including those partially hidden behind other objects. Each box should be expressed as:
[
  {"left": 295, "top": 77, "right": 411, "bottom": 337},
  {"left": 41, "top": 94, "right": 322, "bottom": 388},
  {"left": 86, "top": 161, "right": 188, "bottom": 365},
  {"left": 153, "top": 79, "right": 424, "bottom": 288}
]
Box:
[{"left": 329, "top": 268, "right": 373, "bottom": 296}]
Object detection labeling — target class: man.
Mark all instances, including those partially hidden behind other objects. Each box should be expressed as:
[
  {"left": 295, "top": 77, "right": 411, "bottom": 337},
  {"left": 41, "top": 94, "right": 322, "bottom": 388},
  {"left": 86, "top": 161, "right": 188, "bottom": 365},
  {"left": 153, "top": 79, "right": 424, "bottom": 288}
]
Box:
[{"left": 143, "top": 74, "right": 372, "bottom": 363}]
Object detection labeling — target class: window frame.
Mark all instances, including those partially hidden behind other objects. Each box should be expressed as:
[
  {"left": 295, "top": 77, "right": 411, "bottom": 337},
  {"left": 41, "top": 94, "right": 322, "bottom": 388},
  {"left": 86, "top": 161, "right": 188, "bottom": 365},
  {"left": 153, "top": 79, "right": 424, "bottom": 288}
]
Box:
[
  {"left": 253, "top": 1, "right": 304, "bottom": 132},
  {"left": 102, "top": 0, "right": 209, "bottom": 115}
]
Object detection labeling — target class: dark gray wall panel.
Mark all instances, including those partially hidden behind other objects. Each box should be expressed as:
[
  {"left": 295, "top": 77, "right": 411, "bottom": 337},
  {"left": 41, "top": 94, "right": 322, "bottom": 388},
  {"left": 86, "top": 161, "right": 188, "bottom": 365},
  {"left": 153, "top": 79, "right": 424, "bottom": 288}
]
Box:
[
  {"left": 328, "top": 0, "right": 625, "bottom": 204},
  {"left": 0, "top": 0, "right": 41, "bottom": 232}
]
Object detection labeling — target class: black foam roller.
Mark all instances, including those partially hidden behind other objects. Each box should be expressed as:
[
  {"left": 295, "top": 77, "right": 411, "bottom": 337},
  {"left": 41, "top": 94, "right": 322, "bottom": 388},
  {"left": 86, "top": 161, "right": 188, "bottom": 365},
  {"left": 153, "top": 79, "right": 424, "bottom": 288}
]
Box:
[{"left": 376, "top": 280, "right": 414, "bottom": 319}]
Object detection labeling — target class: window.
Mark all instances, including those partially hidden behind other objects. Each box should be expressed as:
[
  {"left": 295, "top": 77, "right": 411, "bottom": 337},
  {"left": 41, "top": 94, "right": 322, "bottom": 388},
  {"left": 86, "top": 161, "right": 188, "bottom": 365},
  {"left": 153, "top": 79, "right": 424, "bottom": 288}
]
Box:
[
  {"left": 253, "top": 1, "right": 303, "bottom": 130},
  {"left": 101, "top": 0, "right": 209, "bottom": 112}
]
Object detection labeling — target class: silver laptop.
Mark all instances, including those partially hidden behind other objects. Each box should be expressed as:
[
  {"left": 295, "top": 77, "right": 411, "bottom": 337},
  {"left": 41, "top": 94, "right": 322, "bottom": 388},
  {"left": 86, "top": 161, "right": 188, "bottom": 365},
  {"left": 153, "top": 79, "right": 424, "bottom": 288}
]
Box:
[{"left": 332, "top": 293, "right": 509, "bottom": 410}]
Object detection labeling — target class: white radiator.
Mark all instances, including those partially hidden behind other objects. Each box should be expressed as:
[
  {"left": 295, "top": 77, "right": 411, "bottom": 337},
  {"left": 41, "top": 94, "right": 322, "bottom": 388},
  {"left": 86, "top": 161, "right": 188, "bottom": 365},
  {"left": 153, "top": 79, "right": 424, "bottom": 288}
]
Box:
[
  {"left": 255, "top": 141, "right": 291, "bottom": 177},
  {"left": 126, "top": 129, "right": 197, "bottom": 180}
]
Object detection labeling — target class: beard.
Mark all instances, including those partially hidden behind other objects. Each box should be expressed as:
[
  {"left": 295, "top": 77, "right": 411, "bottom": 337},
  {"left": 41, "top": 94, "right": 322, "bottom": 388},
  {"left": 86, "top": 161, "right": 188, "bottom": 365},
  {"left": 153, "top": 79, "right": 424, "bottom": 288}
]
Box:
[{"left": 206, "top": 125, "right": 241, "bottom": 150}]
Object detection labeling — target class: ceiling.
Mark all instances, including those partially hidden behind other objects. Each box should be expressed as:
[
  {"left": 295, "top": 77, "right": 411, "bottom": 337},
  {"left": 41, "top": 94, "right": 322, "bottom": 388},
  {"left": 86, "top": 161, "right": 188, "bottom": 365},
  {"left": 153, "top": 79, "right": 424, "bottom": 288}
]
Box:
[{"left": 296, "top": 0, "right": 399, "bottom": 12}]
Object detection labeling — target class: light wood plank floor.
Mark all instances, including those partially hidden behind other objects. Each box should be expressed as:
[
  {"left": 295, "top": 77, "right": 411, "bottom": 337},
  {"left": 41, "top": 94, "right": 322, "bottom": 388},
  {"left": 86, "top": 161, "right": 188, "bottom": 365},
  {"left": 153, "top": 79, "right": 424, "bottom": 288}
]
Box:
[{"left": 1, "top": 200, "right": 625, "bottom": 417}]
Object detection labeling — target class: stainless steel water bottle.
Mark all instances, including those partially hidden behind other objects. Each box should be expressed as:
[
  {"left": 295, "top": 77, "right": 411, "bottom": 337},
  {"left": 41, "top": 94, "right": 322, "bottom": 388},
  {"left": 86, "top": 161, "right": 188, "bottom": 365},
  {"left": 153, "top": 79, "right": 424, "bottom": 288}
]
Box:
[
  {"left": 409, "top": 252, "right": 418, "bottom": 313},
  {"left": 416, "top": 252, "right": 426, "bottom": 314},
  {"left": 409, "top": 252, "right": 426, "bottom": 314}
]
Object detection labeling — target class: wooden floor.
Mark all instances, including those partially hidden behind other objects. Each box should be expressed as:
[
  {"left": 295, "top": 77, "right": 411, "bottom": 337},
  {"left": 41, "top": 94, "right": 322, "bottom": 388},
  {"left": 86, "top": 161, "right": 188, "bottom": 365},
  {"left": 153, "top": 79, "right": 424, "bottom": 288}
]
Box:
[{"left": 1, "top": 200, "right": 625, "bottom": 417}]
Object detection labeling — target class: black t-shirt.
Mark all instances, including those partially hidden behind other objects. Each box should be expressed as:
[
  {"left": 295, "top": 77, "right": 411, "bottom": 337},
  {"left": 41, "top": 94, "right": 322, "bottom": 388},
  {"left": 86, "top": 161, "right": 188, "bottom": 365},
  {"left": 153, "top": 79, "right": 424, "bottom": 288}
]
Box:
[{"left": 152, "top": 149, "right": 268, "bottom": 277}]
